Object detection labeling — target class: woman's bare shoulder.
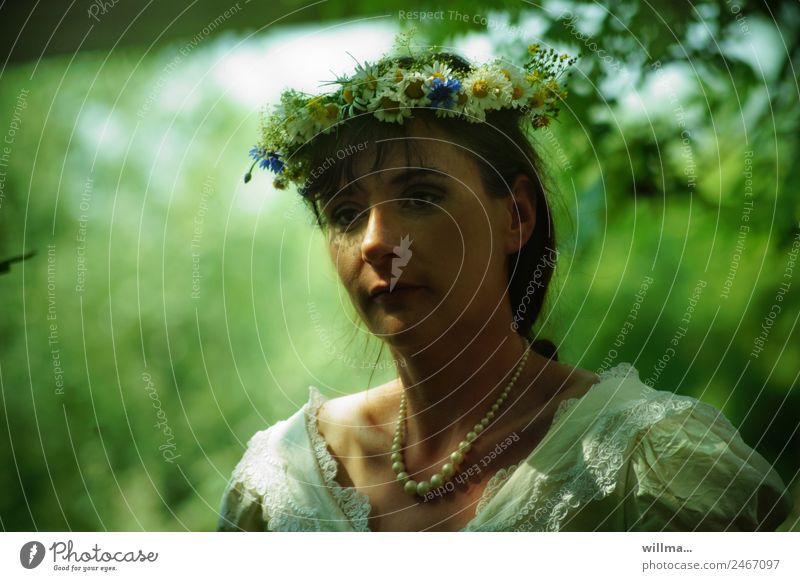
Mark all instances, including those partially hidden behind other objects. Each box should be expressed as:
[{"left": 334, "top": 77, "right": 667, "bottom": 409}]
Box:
[
  {"left": 316, "top": 380, "right": 399, "bottom": 455},
  {"left": 539, "top": 359, "right": 601, "bottom": 403}
]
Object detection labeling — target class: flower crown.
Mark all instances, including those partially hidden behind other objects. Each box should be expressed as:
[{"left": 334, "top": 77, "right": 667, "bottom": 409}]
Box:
[{"left": 245, "top": 38, "right": 577, "bottom": 190}]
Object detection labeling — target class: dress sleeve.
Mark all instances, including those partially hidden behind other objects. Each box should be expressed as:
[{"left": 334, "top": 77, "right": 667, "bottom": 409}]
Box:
[
  {"left": 623, "top": 398, "right": 793, "bottom": 531},
  {"left": 216, "top": 478, "right": 267, "bottom": 532},
  {"left": 215, "top": 430, "right": 272, "bottom": 532}
]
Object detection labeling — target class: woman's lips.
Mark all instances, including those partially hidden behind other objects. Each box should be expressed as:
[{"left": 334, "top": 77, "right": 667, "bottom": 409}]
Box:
[{"left": 372, "top": 285, "right": 423, "bottom": 303}]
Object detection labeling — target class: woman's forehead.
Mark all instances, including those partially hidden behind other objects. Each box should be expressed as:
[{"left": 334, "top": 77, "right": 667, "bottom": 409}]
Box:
[
  {"left": 335, "top": 145, "right": 478, "bottom": 201},
  {"left": 346, "top": 137, "right": 474, "bottom": 183}
]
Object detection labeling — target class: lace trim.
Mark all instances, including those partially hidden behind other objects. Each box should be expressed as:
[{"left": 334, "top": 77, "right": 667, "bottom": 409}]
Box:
[
  {"left": 305, "top": 386, "right": 372, "bottom": 531},
  {"left": 477, "top": 377, "right": 695, "bottom": 531},
  {"left": 305, "top": 385, "right": 536, "bottom": 530},
  {"left": 474, "top": 463, "right": 521, "bottom": 515},
  {"left": 231, "top": 428, "right": 321, "bottom": 532},
  {"left": 552, "top": 361, "right": 640, "bottom": 425},
  {"left": 474, "top": 363, "right": 635, "bottom": 517},
  {"left": 302, "top": 361, "right": 654, "bottom": 531}
]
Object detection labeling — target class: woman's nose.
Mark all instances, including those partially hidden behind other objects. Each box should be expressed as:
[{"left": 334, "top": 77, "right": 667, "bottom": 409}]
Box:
[{"left": 360, "top": 203, "right": 402, "bottom": 265}]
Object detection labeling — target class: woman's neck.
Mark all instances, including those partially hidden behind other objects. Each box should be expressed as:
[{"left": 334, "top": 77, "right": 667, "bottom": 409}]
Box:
[{"left": 390, "top": 325, "right": 550, "bottom": 472}]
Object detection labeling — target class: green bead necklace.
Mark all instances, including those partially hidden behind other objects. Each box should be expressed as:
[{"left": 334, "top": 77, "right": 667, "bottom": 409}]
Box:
[{"left": 391, "top": 341, "right": 532, "bottom": 498}]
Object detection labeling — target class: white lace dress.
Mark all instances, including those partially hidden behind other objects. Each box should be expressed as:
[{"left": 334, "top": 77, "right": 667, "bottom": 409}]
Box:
[{"left": 215, "top": 363, "right": 792, "bottom": 531}]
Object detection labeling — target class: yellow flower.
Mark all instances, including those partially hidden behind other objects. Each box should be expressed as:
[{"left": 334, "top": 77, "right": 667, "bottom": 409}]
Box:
[
  {"left": 526, "top": 70, "right": 542, "bottom": 83},
  {"left": 421, "top": 60, "right": 455, "bottom": 87},
  {"left": 405, "top": 79, "right": 425, "bottom": 99},
  {"left": 544, "top": 79, "right": 566, "bottom": 101},
  {"left": 471, "top": 80, "right": 489, "bottom": 98},
  {"left": 324, "top": 103, "right": 339, "bottom": 121},
  {"left": 528, "top": 43, "right": 540, "bottom": 55}
]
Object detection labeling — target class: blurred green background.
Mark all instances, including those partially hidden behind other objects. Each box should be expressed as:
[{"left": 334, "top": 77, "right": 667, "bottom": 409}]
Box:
[{"left": 0, "top": 0, "right": 797, "bottom": 531}]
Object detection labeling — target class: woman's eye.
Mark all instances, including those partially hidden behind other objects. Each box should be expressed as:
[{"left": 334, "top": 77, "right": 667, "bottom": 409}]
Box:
[
  {"left": 330, "top": 206, "right": 361, "bottom": 227},
  {"left": 403, "top": 192, "right": 442, "bottom": 209},
  {"left": 329, "top": 192, "right": 442, "bottom": 228}
]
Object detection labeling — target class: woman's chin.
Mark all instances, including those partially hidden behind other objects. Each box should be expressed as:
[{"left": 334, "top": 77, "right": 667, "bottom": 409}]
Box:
[{"left": 372, "top": 317, "right": 432, "bottom": 348}]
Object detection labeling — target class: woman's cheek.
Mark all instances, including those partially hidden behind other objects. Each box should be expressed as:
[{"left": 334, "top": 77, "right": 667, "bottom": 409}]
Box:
[{"left": 327, "top": 233, "right": 357, "bottom": 261}]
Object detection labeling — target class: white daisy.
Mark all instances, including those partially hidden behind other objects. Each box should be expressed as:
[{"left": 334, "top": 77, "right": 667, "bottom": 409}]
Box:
[
  {"left": 524, "top": 88, "right": 548, "bottom": 118},
  {"left": 421, "top": 60, "right": 455, "bottom": 88},
  {"left": 396, "top": 70, "right": 431, "bottom": 108},
  {"left": 282, "top": 97, "right": 339, "bottom": 142},
  {"left": 305, "top": 96, "right": 340, "bottom": 136},
  {"left": 368, "top": 89, "right": 411, "bottom": 124},
  {"left": 373, "top": 72, "right": 396, "bottom": 101},
  {"left": 288, "top": 108, "right": 321, "bottom": 142},
  {"left": 349, "top": 60, "right": 382, "bottom": 103},
  {"left": 461, "top": 65, "right": 513, "bottom": 122},
  {"left": 386, "top": 65, "right": 409, "bottom": 88},
  {"left": 421, "top": 60, "right": 460, "bottom": 117},
  {"left": 497, "top": 65, "right": 536, "bottom": 110},
  {"left": 272, "top": 91, "right": 315, "bottom": 142},
  {"left": 339, "top": 82, "right": 369, "bottom": 117}
]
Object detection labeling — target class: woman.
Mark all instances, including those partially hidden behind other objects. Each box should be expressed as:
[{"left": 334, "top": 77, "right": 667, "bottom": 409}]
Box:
[{"left": 216, "top": 44, "right": 792, "bottom": 532}]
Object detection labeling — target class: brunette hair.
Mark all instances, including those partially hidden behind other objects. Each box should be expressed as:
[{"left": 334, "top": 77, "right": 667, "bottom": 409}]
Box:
[{"left": 292, "top": 52, "right": 561, "bottom": 362}]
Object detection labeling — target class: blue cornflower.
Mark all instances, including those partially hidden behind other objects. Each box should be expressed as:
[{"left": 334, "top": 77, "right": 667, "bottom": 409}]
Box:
[
  {"left": 249, "top": 146, "right": 284, "bottom": 173},
  {"left": 249, "top": 146, "right": 267, "bottom": 161},
  {"left": 428, "top": 78, "right": 462, "bottom": 110},
  {"left": 260, "top": 152, "right": 284, "bottom": 173},
  {"left": 270, "top": 154, "right": 284, "bottom": 173},
  {"left": 245, "top": 146, "right": 284, "bottom": 183}
]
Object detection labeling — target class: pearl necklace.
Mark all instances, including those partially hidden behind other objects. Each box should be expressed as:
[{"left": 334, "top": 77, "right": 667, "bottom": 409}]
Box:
[{"left": 391, "top": 341, "right": 532, "bottom": 498}]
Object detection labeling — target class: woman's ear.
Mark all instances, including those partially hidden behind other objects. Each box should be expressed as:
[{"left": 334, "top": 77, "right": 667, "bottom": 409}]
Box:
[{"left": 504, "top": 174, "right": 537, "bottom": 255}]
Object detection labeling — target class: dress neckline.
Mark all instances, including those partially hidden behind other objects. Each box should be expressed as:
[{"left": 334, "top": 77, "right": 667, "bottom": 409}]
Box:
[{"left": 302, "top": 362, "right": 639, "bottom": 531}]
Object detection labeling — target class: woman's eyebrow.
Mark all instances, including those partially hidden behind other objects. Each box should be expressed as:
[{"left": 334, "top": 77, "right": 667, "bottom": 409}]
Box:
[
  {"left": 335, "top": 167, "right": 450, "bottom": 200},
  {"left": 387, "top": 167, "right": 450, "bottom": 186}
]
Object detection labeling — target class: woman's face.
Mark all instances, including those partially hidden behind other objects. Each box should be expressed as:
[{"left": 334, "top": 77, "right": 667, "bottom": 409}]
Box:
[{"left": 322, "top": 122, "right": 531, "bottom": 351}]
